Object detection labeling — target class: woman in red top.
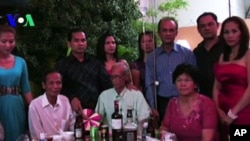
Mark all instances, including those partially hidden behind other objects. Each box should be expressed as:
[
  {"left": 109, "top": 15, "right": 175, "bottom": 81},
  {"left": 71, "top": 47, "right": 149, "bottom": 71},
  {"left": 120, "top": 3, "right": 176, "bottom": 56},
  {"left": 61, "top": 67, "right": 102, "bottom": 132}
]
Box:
[
  {"left": 161, "top": 63, "right": 218, "bottom": 141},
  {"left": 213, "top": 16, "right": 250, "bottom": 141},
  {"left": 96, "top": 31, "right": 132, "bottom": 84}
]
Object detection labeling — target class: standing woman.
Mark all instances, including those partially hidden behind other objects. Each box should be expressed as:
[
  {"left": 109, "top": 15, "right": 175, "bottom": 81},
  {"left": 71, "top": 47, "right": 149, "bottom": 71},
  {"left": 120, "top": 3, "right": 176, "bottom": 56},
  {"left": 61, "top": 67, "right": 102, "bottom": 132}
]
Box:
[
  {"left": 131, "top": 31, "right": 156, "bottom": 94},
  {"left": 213, "top": 16, "right": 250, "bottom": 140},
  {"left": 96, "top": 31, "right": 133, "bottom": 84},
  {"left": 96, "top": 31, "right": 120, "bottom": 74},
  {"left": 0, "top": 25, "right": 33, "bottom": 141}
]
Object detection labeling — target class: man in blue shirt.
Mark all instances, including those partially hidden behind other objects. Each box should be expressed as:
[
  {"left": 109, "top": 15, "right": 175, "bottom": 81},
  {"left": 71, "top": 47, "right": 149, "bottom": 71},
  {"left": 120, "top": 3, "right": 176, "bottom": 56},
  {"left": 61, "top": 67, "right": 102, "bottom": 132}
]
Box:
[{"left": 145, "top": 17, "right": 196, "bottom": 122}]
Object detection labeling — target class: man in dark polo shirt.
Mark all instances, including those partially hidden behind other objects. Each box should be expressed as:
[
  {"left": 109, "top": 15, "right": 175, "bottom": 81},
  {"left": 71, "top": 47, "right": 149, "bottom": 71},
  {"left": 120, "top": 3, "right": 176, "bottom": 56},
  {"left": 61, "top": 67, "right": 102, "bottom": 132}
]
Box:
[
  {"left": 194, "top": 12, "right": 223, "bottom": 98},
  {"left": 57, "top": 28, "right": 113, "bottom": 112}
]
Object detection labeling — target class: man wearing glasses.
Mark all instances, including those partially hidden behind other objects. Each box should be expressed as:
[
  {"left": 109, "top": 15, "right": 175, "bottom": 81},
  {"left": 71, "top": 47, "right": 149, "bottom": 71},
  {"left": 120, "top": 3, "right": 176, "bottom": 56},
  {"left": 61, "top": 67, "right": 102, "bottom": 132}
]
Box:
[{"left": 95, "top": 62, "right": 150, "bottom": 132}]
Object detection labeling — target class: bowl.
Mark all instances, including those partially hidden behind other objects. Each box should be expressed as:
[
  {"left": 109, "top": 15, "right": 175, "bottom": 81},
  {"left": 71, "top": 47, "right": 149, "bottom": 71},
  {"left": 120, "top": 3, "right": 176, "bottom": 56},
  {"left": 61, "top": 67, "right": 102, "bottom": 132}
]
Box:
[
  {"left": 52, "top": 135, "right": 62, "bottom": 141},
  {"left": 62, "top": 131, "right": 74, "bottom": 141}
]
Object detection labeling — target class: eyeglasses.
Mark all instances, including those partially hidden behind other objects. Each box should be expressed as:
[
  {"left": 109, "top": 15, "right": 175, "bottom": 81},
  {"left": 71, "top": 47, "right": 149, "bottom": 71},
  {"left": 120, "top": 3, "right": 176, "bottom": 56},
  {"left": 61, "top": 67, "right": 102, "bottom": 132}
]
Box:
[{"left": 111, "top": 74, "right": 125, "bottom": 79}]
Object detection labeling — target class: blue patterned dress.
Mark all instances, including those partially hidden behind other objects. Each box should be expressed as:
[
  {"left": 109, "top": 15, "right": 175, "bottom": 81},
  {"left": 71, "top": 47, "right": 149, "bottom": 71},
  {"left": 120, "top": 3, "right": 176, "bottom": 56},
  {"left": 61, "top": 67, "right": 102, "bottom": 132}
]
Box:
[{"left": 0, "top": 56, "right": 31, "bottom": 141}]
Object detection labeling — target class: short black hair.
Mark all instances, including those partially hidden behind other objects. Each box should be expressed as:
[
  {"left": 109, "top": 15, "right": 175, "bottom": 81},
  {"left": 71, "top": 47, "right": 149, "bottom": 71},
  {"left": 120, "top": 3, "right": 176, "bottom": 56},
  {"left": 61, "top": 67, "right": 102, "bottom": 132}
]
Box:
[
  {"left": 172, "top": 63, "right": 199, "bottom": 84},
  {"left": 42, "top": 69, "right": 61, "bottom": 83},
  {"left": 158, "top": 17, "right": 178, "bottom": 32},
  {"left": 67, "top": 27, "right": 87, "bottom": 42},
  {"left": 196, "top": 12, "right": 218, "bottom": 25}
]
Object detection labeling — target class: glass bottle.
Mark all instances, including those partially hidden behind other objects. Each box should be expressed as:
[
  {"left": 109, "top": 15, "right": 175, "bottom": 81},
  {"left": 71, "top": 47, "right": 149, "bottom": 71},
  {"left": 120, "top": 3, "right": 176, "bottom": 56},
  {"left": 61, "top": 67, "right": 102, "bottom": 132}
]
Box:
[
  {"left": 100, "top": 124, "right": 109, "bottom": 141},
  {"left": 147, "top": 114, "right": 155, "bottom": 137},
  {"left": 74, "top": 113, "right": 85, "bottom": 140},
  {"left": 111, "top": 100, "right": 123, "bottom": 141},
  {"left": 124, "top": 108, "right": 137, "bottom": 141},
  {"left": 141, "top": 122, "right": 148, "bottom": 141},
  {"left": 124, "top": 109, "right": 137, "bottom": 129}
]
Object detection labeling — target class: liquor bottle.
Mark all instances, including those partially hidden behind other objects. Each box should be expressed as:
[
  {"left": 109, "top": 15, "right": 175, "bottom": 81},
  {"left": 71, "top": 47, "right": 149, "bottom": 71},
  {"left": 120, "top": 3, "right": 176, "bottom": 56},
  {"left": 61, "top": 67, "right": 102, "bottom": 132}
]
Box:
[
  {"left": 100, "top": 124, "right": 109, "bottom": 141},
  {"left": 74, "top": 113, "right": 85, "bottom": 140},
  {"left": 124, "top": 108, "right": 137, "bottom": 141},
  {"left": 111, "top": 100, "right": 123, "bottom": 141},
  {"left": 147, "top": 114, "right": 155, "bottom": 137},
  {"left": 124, "top": 109, "right": 137, "bottom": 129}
]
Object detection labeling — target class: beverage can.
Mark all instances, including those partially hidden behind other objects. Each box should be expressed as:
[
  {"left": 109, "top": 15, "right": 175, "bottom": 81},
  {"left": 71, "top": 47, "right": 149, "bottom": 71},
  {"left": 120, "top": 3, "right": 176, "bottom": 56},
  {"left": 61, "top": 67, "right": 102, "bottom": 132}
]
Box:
[{"left": 90, "top": 126, "right": 99, "bottom": 138}]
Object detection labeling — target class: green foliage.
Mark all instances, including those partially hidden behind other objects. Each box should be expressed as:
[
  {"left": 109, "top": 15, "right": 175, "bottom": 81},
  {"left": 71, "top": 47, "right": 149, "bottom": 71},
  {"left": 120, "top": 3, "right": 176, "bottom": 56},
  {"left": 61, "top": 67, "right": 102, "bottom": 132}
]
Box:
[
  {"left": 118, "top": 45, "right": 138, "bottom": 64},
  {"left": 158, "top": 0, "right": 189, "bottom": 17},
  {"left": 132, "top": 0, "right": 189, "bottom": 48},
  {"left": 6, "top": 0, "right": 188, "bottom": 96},
  {"left": 11, "top": 0, "right": 141, "bottom": 96}
]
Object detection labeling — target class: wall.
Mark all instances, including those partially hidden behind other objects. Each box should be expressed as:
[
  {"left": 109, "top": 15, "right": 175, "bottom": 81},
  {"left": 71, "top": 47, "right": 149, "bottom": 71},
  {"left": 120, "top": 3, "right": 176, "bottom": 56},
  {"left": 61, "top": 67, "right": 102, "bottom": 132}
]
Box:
[
  {"left": 148, "top": 0, "right": 249, "bottom": 27},
  {"left": 175, "top": 19, "right": 250, "bottom": 50}
]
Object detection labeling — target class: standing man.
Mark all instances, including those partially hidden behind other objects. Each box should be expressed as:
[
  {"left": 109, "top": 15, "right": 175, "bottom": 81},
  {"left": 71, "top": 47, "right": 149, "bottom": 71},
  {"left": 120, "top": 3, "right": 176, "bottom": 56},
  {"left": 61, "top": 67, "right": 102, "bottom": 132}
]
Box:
[
  {"left": 57, "top": 28, "right": 113, "bottom": 112},
  {"left": 28, "top": 70, "right": 75, "bottom": 140},
  {"left": 145, "top": 17, "right": 196, "bottom": 122},
  {"left": 193, "top": 12, "right": 223, "bottom": 98}
]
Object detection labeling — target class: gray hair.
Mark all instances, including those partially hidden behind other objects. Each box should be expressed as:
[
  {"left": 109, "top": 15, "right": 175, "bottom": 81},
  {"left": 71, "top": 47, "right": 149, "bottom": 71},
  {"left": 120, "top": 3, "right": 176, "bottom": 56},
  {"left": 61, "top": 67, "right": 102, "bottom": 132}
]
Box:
[{"left": 111, "top": 62, "right": 129, "bottom": 75}]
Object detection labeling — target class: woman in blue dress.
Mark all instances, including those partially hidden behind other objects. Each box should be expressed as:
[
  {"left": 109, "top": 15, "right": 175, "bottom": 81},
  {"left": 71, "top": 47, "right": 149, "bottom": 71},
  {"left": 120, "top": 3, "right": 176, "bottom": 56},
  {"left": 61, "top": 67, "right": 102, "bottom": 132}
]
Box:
[{"left": 0, "top": 25, "right": 33, "bottom": 141}]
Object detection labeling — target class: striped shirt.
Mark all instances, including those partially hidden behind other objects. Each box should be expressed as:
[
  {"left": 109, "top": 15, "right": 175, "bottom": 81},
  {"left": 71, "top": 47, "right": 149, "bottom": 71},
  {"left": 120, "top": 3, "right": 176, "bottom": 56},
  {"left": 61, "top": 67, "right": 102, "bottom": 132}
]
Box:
[
  {"left": 57, "top": 53, "right": 113, "bottom": 110},
  {"left": 145, "top": 44, "right": 196, "bottom": 108}
]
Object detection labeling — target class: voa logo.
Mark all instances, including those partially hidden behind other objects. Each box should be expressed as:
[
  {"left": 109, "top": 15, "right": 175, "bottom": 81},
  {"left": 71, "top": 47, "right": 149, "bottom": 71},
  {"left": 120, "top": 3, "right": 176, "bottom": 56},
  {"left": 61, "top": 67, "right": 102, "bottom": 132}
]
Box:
[{"left": 7, "top": 14, "right": 35, "bottom": 27}]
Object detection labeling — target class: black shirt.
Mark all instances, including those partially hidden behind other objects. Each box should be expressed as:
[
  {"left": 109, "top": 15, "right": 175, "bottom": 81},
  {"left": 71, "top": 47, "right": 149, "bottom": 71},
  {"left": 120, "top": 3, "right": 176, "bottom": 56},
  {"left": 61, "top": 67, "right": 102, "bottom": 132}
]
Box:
[
  {"left": 57, "top": 53, "right": 113, "bottom": 109},
  {"left": 193, "top": 40, "right": 223, "bottom": 98}
]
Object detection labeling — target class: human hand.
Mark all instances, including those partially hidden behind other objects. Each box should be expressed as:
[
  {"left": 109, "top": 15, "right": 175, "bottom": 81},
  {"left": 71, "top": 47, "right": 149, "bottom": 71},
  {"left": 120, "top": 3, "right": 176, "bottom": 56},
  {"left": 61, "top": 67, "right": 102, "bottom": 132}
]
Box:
[
  {"left": 127, "top": 83, "right": 138, "bottom": 90},
  {"left": 161, "top": 130, "right": 167, "bottom": 141},
  {"left": 218, "top": 108, "right": 232, "bottom": 125},
  {"left": 224, "top": 116, "right": 234, "bottom": 125},
  {"left": 151, "top": 108, "right": 159, "bottom": 118},
  {"left": 217, "top": 108, "right": 227, "bottom": 122},
  {"left": 71, "top": 97, "right": 83, "bottom": 113},
  {"left": 161, "top": 130, "right": 178, "bottom": 141}
]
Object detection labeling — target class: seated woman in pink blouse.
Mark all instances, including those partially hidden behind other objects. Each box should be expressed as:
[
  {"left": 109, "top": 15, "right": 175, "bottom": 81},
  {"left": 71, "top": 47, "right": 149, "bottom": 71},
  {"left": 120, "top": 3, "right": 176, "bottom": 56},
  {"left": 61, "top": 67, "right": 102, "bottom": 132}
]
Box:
[{"left": 161, "top": 63, "right": 218, "bottom": 141}]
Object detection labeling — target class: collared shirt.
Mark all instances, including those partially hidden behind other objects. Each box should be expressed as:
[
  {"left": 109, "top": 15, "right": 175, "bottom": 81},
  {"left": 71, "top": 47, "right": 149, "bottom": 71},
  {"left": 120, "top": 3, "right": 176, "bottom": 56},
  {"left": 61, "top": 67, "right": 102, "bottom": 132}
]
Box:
[
  {"left": 193, "top": 40, "right": 223, "bottom": 98},
  {"left": 95, "top": 87, "right": 150, "bottom": 131},
  {"left": 28, "top": 93, "right": 75, "bottom": 140},
  {"left": 145, "top": 44, "right": 196, "bottom": 108},
  {"left": 57, "top": 53, "right": 113, "bottom": 109}
]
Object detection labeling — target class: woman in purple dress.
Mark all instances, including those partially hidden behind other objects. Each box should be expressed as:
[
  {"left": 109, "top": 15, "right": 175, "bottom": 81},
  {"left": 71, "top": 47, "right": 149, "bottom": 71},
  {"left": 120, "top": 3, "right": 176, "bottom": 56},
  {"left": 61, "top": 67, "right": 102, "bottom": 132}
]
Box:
[{"left": 131, "top": 31, "right": 156, "bottom": 94}]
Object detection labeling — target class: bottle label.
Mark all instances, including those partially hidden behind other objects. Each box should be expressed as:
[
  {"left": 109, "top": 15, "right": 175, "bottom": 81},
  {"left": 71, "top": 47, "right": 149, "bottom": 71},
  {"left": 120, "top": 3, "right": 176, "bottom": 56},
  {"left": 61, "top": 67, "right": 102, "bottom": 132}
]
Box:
[
  {"left": 75, "top": 128, "right": 82, "bottom": 138},
  {"left": 112, "top": 119, "right": 122, "bottom": 129}
]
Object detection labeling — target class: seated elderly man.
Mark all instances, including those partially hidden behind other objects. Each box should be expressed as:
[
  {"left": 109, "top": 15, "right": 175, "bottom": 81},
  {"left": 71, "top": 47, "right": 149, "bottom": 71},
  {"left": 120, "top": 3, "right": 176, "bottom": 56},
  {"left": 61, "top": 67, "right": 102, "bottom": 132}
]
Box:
[
  {"left": 95, "top": 62, "right": 150, "bottom": 132},
  {"left": 28, "top": 70, "right": 74, "bottom": 140}
]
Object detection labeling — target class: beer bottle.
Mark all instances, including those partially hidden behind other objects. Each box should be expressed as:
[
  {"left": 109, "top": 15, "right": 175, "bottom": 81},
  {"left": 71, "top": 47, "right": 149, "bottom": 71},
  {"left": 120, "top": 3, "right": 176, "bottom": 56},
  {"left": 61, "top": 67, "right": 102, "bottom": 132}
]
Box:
[
  {"left": 74, "top": 113, "right": 85, "bottom": 140},
  {"left": 147, "top": 114, "right": 155, "bottom": 137}
]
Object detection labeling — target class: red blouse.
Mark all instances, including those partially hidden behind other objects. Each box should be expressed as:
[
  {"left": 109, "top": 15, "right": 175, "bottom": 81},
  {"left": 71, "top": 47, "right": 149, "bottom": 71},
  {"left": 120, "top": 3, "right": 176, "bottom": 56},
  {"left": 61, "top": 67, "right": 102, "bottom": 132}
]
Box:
[{"left": 162, "top": 94, "right": 218, "bottom": 141}]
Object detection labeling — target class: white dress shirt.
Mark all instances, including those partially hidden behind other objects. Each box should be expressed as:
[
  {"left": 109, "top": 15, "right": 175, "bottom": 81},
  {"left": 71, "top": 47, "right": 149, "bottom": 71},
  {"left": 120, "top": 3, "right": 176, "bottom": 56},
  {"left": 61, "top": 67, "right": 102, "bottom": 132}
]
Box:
[{"left": 28, "top": 93, "right": 75, "bottom": 139}]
